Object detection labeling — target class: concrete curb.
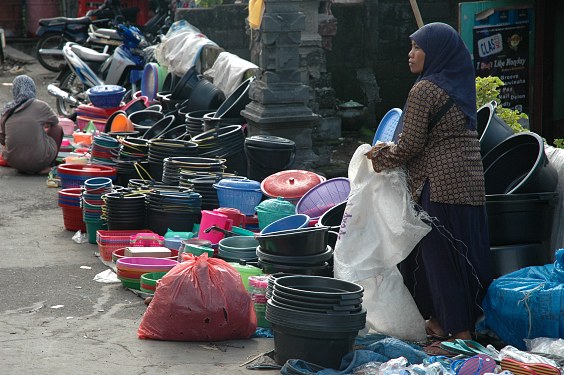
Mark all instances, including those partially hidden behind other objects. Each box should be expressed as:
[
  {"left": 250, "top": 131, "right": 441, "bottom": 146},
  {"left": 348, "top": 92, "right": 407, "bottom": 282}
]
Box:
[{"left": 3, "top": 44, "right": 36, "bottom": 64}]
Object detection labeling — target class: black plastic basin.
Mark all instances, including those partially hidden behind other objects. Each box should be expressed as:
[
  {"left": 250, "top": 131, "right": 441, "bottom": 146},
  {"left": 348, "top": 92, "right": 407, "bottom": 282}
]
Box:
[{"left": 483, "top": 132, "right": 558, "bottom": 194}]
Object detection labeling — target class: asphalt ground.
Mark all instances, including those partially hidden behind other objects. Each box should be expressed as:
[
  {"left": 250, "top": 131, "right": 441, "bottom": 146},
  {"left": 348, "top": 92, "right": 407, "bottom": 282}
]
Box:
[{"left": 0, "top": 46, "right": 275, "bottom": 375}]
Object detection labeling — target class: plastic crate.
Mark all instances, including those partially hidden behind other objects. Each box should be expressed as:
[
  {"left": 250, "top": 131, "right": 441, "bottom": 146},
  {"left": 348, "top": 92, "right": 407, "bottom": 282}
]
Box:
[{"left": 96, "top": 229, "right": 155, "bottom": 261}]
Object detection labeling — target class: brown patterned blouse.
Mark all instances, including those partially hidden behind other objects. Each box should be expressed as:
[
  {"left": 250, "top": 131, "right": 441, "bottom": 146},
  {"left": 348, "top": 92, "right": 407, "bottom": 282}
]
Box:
[{"left": 369, "top": 80, "right": 485, "bottom": 205}]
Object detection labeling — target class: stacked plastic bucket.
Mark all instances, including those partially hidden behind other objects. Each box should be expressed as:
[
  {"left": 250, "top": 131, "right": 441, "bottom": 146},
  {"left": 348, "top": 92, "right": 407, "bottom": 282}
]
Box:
[
  {"left": 58, "top": 164, "right": 116, "bottom": 189},
  {"left": 82, "top": 177, "right": 112, "bottom": 243},
  {"left": 266, "top": 275, "right": 366, "bottom": 369},
  {"left": 58, "top": 188, "right": 86, "bottom": 232},
  {"left": 478, "top": 103, "right": 559, "bottom": 276},
  {"left": 249, "top": 275, "right": 270, "bottom": 328}
]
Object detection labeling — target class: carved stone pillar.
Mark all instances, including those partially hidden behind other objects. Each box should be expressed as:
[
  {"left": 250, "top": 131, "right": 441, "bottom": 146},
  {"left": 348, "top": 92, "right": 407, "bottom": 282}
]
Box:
[{"left": 242, "top": 0, "right": 319, "bottom": 169}]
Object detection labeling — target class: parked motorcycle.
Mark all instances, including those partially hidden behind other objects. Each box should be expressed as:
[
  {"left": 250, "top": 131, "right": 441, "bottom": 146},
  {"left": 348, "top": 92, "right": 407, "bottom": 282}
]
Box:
[
  {"left": 49, "top": 24, "right": 149, "bottom": 118},
  {"left": 35, "top": 0, "right": 137, "bottom": 72}
]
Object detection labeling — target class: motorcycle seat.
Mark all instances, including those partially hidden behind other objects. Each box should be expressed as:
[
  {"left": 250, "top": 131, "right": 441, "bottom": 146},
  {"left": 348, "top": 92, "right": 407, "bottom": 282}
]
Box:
[
  {"left": 71, "top": 44, "right": 109, "bottom": 62},
  {"left": 39, "top": 16, "right": 91, "bottom": 27},
  {"left": 91, "top": 28, "right": 123, "bottom": 41}
]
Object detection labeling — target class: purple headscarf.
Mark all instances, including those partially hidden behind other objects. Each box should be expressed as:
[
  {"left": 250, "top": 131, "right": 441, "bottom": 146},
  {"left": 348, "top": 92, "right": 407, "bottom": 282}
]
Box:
[{"left": 410, "top": 22, "right": 477, "bottom": 130}]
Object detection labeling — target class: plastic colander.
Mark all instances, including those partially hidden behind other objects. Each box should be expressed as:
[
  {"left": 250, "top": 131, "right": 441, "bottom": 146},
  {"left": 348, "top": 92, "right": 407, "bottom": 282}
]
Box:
[{"left": 295, "top": 177, "right": 351, "bottom": 219}]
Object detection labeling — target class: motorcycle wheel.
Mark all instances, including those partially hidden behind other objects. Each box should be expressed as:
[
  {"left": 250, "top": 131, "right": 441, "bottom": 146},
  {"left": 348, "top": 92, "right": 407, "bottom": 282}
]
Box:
[
  {"left": 36, "top": 32, "right": 68, "bottom": 72},
  {"left": 57, "top": 70, "right": 87, "bottom": 118}
]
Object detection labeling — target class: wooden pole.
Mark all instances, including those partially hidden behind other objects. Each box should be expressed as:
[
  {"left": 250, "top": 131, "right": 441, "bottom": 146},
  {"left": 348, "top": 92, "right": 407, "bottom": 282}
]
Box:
[{"left": 409, "top": 0, "right": 424, "bottom": 29}]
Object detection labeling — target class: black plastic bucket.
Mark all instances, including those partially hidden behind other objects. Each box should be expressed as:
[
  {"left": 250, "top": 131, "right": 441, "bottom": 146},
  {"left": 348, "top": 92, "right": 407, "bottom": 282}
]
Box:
[
  {"left": 270, "top": 323, "right": 357, "bottom": 369},
  {"left": 486, "top": 192, "right": 558, "bottom": 245},
  {"left": 483, "top": 132, "right": 558, "bottom": 194},
  {"left": 244, "top": 135, "right": 296, "bottom": 181},
  {"left": 476, "top": 101, "right": 514, "bottom": 157},
  {"left": 490, "top": 243, "right": 550, "bottom": 278}
]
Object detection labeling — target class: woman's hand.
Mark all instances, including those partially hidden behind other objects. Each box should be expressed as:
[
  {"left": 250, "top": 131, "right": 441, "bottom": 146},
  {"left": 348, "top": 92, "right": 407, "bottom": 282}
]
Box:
[{"left": 365, "top": 143, "right": 391, "bottom": 159}]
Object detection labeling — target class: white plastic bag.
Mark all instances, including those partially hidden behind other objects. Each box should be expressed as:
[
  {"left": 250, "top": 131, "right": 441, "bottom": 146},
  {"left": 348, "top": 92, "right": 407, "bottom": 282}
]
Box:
[
  {"left": 333, "top": 144, "right": 429, "bottom": 342},
  {"left": 334, "top": 144, "right": 431, "bottom": 281},
  {"left": 357, "top": 268, "right": 426, "bottom": 342}
]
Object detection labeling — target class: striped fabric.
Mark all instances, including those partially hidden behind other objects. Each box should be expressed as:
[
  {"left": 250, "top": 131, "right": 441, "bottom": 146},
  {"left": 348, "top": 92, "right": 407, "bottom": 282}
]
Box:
[{"left": 501, "top": 358, "right": 561, "bottom": 375}]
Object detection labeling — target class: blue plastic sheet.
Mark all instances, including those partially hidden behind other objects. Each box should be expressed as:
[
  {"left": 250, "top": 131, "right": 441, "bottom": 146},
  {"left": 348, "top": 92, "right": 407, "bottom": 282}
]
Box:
[{"left": 482, "top": 249, "right": 564, "bottom": 350}]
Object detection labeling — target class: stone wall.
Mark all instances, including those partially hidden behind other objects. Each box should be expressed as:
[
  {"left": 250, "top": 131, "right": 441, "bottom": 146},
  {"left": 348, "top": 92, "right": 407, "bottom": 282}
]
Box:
[
  {"left": 176, "top": 0, "right": 466, "bottom": 124},
  {"left": 176, "top": 5, "right": 250, "bottom": 61},
  {"left": 327, "top": 0, "right": 463, "bottom": 122}
]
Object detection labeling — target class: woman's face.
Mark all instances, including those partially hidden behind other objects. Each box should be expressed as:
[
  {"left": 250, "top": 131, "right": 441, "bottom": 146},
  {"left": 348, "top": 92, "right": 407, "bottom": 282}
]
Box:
[{"left": 408, "top": 41, "right": 425, "bottom": 74}]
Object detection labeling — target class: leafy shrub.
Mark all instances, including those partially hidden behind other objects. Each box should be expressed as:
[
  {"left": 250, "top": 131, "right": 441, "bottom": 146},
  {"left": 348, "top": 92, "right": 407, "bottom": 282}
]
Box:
[{"left": 475, "top": 76, "right": 528, "bottom": 133}]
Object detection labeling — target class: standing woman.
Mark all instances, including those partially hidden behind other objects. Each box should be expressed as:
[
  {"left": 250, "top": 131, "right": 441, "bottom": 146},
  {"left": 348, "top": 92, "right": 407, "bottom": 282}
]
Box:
[
  {"left": 366, "top": 23, "right": 492, "bottom": 352},
  {"left": 0, "top": 75, "right": 63, "bottom": 174}
]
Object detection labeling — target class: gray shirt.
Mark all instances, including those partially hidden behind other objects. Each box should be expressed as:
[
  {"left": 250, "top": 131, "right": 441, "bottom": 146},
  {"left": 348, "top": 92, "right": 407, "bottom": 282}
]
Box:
[{"left": 0, "top": 99, "right": 59, "bottom": 173}]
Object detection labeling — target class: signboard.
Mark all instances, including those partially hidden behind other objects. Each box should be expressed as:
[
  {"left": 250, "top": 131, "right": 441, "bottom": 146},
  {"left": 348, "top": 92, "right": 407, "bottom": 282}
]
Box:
[
  {"left": 474, "top": 21, "right": 529, "bottom": 112},
  {"left": 459, "top": 2, "right": 534, "bottom": 114}
]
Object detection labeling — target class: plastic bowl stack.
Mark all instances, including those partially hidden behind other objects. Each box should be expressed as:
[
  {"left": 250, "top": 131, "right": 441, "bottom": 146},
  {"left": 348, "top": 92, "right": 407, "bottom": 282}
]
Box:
[
  {"left": 266, "top": 275, "right": 366, "bottom": 369},
  {"left": 255, "top": 226, "right": 333, "bottom": 276},
  {"left": 112, "top": 247, "right": 179, "bottom": 263},
  {"left": 139, "top": 271, "right": 168, "bottom": 294},
  {"left": 218, "top": 236, "right": 260, "bottom": 262},
  {"left": 116, "top": 257, "right": 178, "bottom": 290}
]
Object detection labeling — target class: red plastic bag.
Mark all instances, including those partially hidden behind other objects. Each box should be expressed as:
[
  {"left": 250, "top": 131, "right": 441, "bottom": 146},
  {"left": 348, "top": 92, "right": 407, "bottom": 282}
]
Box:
[
  {"left": 138, "top": 253, "right": 257, "bottom": 341},
  {"left": 0, "top": 151, "right": 9, "bottom": 167}
]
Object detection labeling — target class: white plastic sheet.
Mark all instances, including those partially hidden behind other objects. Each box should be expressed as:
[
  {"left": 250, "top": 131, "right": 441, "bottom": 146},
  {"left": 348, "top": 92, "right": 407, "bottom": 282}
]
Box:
[{"left": 204, "top": 52, "right": 257, "bottom": 97}]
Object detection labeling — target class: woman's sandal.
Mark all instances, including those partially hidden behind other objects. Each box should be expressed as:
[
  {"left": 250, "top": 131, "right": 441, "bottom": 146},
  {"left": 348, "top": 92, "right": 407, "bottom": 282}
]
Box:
[
  {"left": 426, "top": 325, "right": 450, "bottom": 341},
  {"left": 440, "top": 339, "right": 499, "bottom": 362},
  {"left": 424, "top": 341, "right": 458, "bottom": 357}
]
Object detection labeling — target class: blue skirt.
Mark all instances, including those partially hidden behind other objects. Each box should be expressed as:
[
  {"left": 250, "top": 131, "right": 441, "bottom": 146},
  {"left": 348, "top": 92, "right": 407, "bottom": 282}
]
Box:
[{"left": 399, "top": 180, "right": 493, "bottom": 334}]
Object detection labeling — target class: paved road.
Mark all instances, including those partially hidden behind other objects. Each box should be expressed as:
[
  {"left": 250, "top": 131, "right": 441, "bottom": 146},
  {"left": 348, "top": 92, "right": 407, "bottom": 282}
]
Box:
[{"left": 0, "top": 47, "right": 274, "bottom": 375}]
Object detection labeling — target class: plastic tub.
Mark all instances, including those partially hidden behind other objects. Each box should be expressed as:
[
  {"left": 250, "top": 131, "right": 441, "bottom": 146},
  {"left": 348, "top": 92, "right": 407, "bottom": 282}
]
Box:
[
  {"left": 139, "top": 271, "right": 168, "bottom": 293},
  {"left": 477, "top": 101, "right": 514, "bottom": 157},
  {"left": 112, "top": 247, "right": 179, "bottom": 263},
  {"left": 260, "top": 214, "right": 310, "bottom": 235},
  {"left": 87, "top": 85, "right": 126, "bottom": 108},
  {"left": 486, "top": 192, "right": 558, "bottom": 245},
  {"left": 482, "top": 132, "right": 558, "bottom": 194},
  {"left": 213, "top": 178, "right": 263, "bottom": 216},
  {"left": 219, "top": 236, "right": 260, "bottom": 252}
]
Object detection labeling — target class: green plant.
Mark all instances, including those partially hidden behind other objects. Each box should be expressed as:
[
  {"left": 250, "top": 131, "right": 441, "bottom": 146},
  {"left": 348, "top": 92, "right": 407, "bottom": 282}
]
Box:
[
  {"left": 554, "top": 139, "right": 564, "bottom": 148},
  {"left": 475, "top": 76, "right": 528, "bottom": 133}
]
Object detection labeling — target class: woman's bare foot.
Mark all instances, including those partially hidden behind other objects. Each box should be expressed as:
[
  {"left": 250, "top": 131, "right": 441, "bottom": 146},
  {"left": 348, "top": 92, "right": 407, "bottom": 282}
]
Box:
[{"left": 426, "top": 318, "right": 449, "bottom": 340}]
